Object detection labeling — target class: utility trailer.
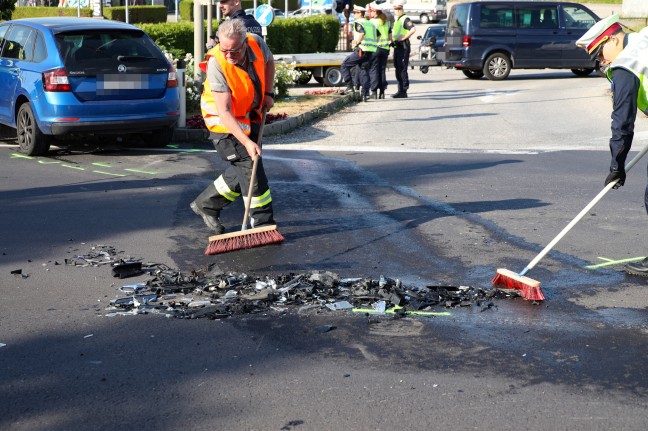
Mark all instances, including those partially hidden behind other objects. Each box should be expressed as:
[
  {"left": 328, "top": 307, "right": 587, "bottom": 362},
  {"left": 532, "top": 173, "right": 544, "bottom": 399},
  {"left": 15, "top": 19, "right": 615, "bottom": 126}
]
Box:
[
  {"left": 275, "top": 52, "right": 441, "bottom": 87},
  {"left": 274, "top": 52, "right": 350, "bottom": 87}
]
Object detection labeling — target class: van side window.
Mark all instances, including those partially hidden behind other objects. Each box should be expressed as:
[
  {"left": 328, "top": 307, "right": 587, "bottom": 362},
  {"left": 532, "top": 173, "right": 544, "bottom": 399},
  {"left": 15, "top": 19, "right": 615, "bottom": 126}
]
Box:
[
  {"left": 562, "top": 5, "right": 598, "bottom": 30},
  {"left": 480, "top": 5, "right": 514, "bottom": 29},
  {"left": 517, "top": 5, "right": 558, "bottom": 29}
]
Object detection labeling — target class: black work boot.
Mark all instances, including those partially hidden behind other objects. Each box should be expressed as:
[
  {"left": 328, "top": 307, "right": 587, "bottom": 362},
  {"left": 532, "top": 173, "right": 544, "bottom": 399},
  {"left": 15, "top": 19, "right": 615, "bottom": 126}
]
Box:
[
  {"left": 392, "top": 91, "right": 407, "bottom": 99},
  {"left": 190, "top": 201, "right": 225, "bottom": 234},
  {"left": 378, "top": 89, "right": 385, "bottom": 99},
  {"left": 624, "top": 257, "right": 648, "bottom": 277}
]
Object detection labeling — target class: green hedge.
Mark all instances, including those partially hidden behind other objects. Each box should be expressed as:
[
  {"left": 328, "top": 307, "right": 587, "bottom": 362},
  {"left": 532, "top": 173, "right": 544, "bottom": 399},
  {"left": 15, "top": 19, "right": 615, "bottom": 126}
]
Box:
[
  {"left": 11, "top": 6, "right": 167, "bottom": 23},
  {"left": 9, "top": 5, "right": 340, "bottom": 55}
]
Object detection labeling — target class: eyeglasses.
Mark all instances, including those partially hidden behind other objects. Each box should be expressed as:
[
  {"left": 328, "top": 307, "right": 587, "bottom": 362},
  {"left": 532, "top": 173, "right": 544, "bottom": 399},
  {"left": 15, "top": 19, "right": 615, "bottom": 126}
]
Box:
[
  {"left": 598, "top": 37, "right": 611, "bottom": 57},
  {"left": 219, "top": 40, "right": 246, "bottom": 55}
]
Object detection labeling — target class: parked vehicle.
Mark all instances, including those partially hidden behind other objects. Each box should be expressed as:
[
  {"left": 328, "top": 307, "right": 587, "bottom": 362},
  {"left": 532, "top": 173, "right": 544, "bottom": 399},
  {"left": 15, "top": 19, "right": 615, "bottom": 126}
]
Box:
[
  {"left": 443, "top": 1, "right": 600, "bottom": 80},
  {"left": 416, "top": 23, "right": 446, "bottom": 73},
  {"left": 0, "top": 17, "right": 179, "bottom": 156},
  {"left": 403, "top": 0, "right": 447, "bottom": 24},
  {"left": 245, "top": 8, "right": 286, "bottom": 19}
]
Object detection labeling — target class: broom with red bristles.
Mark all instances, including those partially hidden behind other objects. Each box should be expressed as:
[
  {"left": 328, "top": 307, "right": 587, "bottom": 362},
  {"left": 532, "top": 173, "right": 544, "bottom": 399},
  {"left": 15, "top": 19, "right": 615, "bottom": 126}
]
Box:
[
  {"left": 204, "top": 111, "right": 284, "bottom": 255},
  {"left": 493, "top": 144, "right": 648, "bottom": 301}
]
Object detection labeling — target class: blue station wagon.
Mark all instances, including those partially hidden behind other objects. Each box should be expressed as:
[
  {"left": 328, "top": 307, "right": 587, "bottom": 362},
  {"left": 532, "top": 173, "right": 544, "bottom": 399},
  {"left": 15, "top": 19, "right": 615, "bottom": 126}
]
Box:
[
  {"left": 443, "top": 1, "right": 600, "bottom": 80},
  {"left": 0, "top": 17, "right": 180, "bottom": 156}
]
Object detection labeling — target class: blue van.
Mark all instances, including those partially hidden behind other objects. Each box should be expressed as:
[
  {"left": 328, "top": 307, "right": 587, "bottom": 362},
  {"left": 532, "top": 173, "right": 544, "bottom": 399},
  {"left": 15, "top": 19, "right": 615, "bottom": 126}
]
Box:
[{"left": 443, "top": 1, "right": 600, "bottom": 80}]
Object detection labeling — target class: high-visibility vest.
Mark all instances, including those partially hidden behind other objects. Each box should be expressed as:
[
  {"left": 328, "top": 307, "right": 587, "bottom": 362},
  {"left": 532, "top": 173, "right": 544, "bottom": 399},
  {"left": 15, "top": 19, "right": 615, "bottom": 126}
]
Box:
[
  {"left": 199, "top": 34, "right": 267, "bottom": 135},
  {"left": 356, "top": 18, "right": 378, "bottom": 52},
  {"left": 607, "top": 27, "right": 648, "bottom": 114},
  {"left": 371, "top": 17, "right": 391, "bottom": 50},
  {"left": 393, "top": 15, "right": 411, "bottom": 40}
]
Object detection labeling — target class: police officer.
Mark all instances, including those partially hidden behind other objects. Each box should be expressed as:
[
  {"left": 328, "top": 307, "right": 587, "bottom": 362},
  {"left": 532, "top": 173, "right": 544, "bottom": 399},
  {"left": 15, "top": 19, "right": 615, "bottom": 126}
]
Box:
[
  {"left": 191, "top": 19, "right": 276, "bottom": 233},
  {"left": 218, "top": 0, "right": 262, "bottom": 37},
  {"left": 341, "top": 5, "right": 378, "bottom": 102},
  {"left": 576, "top": 15, "right": 648, "bottom": 276},
  {"left": 368, "top": 2, "right": 392, "bottom": 99},
  {"left": 391, "top": 0, "right": 415, "bottom": 98}
]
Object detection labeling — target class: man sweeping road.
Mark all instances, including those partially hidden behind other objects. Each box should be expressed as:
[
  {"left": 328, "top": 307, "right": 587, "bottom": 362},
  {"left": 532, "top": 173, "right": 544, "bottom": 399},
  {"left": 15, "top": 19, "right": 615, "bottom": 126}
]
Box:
[
  {"left": 576, "top": 15, "right": 648, "bottom": 276},
  {"left": 190, "top": 19, "right": 277, "bottom": 236}
]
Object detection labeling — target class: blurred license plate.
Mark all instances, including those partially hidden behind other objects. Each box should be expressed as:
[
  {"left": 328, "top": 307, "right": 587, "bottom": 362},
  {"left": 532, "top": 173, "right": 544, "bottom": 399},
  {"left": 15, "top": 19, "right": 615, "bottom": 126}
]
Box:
[{"left": 97, "top": 74, "right": 150, "bottom": 93}]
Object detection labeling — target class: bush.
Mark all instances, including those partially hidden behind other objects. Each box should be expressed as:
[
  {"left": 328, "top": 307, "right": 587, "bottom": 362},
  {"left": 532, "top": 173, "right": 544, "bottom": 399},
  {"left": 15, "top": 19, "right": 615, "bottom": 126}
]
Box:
[{"left": 0, "top": 0, "right": 15, "bottom": 20}]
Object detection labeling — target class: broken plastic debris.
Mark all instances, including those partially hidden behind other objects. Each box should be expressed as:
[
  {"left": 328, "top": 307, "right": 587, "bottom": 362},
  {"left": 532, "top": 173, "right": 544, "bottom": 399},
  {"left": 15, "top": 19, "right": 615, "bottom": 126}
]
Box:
[
  {"left": 373, "top": 300, "right": 386, "bottom": 313},
  {"left": 111, "top": 261, "right": 143, "bottom": 279},
  {"left": 119, "top": 282, "right": 147, "bottom": 294},
  {"left": 325, "top": 301, "right": 353, "bottom": 311}
]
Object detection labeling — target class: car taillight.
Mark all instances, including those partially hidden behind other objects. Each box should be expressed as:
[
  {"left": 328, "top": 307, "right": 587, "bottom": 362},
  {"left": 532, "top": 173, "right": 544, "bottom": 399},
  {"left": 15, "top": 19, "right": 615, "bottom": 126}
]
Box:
[
  {"left": 166, "top": 66, "right": 178, "bottom": 88},
  {"left": 43, "top": 68, "right": 71, "bottom": 92},
  {"left": 462, "top": 36, "right": 472, "bottom": 47}
]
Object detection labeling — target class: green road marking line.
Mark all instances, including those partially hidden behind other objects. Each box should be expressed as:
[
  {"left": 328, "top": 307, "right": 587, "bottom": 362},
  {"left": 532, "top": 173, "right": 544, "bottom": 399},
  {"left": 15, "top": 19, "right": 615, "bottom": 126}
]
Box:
[
  {"left": 352, "top": 307, "right": 451, "bottom": 316},
  {"left": 37, "top": 160, "right": 62, "bottom": 164},
  {"left": 92, "top": 162, "right": 112, "bottom": 167},
  {"left": 10, "top": 153, "right": 33, "bottom": 159},
  {"left": 167, "top": 144, "right": 179, "bottom": 148},
  {"left": 586, "top": 256, "right": 647, "bottom": 269},
  {"left": 123, "top": 168, "right": 159, "bottom": 175},
  {"left": 61, "top": 164, "right": 85, "bottom": 170},
  {"left": 92, "top": 170, "right": 127, "bottom": 177}
]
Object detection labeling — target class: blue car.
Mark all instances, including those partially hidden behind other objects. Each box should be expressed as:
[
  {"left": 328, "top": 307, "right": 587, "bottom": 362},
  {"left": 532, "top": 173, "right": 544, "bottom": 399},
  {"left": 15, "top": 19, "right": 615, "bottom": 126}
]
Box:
[{"left": 0, "top": 17, "right": 180, "bottom": 156}]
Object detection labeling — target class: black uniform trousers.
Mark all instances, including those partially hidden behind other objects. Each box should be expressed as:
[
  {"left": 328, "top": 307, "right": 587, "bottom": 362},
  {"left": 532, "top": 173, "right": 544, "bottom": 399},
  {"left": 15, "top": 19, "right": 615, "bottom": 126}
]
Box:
[
  {"left": 341, "top": 49, "right": 373, "bottom": 96},
  {"left": 193, "top": 123, "right": 275, "bottom": 228},
  {"left": 393, "top": 40, "right": 411, "bottom": 93},
  {"left": 370, "top": 47, "right": 389, "bottom": 92}
]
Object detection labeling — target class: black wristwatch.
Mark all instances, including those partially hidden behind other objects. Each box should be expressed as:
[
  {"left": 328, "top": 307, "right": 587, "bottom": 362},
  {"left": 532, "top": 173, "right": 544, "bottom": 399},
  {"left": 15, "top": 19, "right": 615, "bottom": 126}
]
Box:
[{"left": 264, "top": 92, "right": 276, "bottom": 98}]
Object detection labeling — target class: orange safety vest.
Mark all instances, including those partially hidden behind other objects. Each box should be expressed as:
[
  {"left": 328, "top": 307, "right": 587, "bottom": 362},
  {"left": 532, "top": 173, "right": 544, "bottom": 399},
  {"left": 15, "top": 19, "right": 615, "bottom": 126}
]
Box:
[{"left": 199, "top": 34, "right": 267, "bottom": 135}]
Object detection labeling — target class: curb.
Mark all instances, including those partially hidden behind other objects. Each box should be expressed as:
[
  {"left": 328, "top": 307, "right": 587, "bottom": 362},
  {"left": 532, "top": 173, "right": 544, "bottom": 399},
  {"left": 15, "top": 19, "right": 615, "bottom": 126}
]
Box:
[{"left": 172, "top": 94, "right": 355, "bottom": 143}]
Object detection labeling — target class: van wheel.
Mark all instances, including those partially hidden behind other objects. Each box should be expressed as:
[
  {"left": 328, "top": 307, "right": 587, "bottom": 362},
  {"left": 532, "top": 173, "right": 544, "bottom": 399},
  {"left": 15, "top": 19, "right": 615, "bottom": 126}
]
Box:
[
  {"left": 420, "top": 66, "right": 429, "bottom": 74},
  {"left": 17, "top": 103, "right": 51, "bottom": 156},
  {"left": 571, "top": 68, "right": 594, "bottom": 77},
  {"left": 462, "top": 69, "right": 484, "bottom": 79},
  {"left": 483, "top": 53, "right": 511, "bottom": 80},
  {"left": 420, "top": 14, "right": 429, "bottom": 24},
  {"left": 323, "top": 66, "right": 343, "bottom": 87}
]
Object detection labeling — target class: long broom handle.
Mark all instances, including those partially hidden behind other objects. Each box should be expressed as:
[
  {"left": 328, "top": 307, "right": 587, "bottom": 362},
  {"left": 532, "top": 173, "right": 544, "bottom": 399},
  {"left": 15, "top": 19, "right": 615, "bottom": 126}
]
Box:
[
  {"left": 241, "top": 109, "right": 267, "bottom": 231},
  {"left": 519, "top": 144, "right": 648, "bottom": 277}
]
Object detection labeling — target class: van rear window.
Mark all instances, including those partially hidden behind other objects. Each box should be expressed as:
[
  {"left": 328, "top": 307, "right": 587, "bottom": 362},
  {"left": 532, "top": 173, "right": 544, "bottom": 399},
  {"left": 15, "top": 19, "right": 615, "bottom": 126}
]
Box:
[
  {"left": 480, "top": 5, "right": 514, "bottom": 29},
  {"left": 447, "top": 3, "right": 469, "bottom": 32}
]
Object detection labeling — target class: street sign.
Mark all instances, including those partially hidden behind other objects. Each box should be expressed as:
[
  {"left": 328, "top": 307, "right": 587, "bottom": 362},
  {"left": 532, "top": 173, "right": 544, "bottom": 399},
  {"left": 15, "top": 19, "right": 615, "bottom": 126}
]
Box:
[{"left": 254, "top": 4, "right": 275, "bottom": 27}]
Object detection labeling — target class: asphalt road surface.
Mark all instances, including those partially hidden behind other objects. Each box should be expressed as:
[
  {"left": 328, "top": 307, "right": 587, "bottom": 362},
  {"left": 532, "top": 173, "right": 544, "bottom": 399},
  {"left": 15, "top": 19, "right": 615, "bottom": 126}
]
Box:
[{"left": 1, "top": 65, "right": 648, "bottom": 430}]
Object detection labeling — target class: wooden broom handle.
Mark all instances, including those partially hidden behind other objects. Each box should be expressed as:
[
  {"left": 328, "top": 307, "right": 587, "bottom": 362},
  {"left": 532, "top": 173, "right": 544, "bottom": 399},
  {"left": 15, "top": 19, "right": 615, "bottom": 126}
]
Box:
[{"left": 241, "top": 109, "right": 267, "bottom": 231}]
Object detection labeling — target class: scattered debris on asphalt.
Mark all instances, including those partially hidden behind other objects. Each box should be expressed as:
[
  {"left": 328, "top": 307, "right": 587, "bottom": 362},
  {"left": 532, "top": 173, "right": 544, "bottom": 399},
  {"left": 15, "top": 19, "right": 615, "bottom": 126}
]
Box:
[{"left": 66, "top": 245, "right": 519, "bottom": 320}]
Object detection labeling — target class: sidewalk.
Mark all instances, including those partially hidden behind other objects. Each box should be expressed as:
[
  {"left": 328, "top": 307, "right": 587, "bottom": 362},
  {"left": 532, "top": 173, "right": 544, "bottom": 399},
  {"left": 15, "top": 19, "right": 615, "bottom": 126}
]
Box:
[{"left": 172, "top": 93, "right": 355, "bottom": 143}]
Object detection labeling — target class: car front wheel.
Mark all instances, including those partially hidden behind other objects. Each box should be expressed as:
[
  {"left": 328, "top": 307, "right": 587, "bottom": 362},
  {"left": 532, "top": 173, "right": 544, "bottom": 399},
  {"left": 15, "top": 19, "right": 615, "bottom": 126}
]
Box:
[
  {"left": 17, "top": 103, "right": 51, "bottom": 156},
  {"left": 483, "top": 53, "right": 512, "bottom": 80}
]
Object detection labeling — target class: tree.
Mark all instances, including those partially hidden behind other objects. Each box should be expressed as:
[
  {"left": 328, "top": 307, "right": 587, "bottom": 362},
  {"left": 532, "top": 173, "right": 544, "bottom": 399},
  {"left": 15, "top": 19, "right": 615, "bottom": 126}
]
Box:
[{"left": 0, "top": 0, "right": 15, "bottom": 21}]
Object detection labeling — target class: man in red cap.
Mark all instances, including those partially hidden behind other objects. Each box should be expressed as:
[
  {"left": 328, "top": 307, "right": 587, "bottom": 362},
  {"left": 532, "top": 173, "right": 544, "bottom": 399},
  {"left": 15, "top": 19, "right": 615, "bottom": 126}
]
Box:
[{"left": 576, "top": 15, "right": 648, "bottom": 276}]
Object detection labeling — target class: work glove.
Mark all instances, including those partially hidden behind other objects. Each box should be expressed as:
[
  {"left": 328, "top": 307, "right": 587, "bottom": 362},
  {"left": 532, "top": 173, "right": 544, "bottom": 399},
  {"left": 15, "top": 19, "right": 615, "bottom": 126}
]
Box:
[
  {"left": 605, "top": 168, "right": 626, "bottom": 189},
  {"left": 389, "top": 41, "right": 396, "bottom": 48}
]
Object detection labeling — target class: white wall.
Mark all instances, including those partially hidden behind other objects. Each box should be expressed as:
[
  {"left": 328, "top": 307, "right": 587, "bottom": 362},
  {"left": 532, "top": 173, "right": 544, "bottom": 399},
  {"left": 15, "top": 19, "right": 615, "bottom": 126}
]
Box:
[{"left": 623, "top": 0, "right": 648, "bottom": 17}]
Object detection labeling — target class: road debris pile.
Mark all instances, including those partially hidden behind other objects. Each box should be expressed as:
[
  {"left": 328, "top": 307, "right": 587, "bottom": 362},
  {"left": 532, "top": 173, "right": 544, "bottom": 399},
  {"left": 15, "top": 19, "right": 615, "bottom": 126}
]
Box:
[{"left": 65, "top": 245, "right": 519, "bottom": 319}]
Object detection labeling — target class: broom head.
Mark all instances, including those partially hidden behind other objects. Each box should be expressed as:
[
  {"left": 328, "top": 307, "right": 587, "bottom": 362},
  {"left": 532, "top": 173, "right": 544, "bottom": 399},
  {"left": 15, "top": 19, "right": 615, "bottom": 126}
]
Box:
[
  {"left": 205, "top": 225, "right": 284, "bottom": 255},
  {"left": 492, "top": 268, "right": 545, "bottom": 301}
]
